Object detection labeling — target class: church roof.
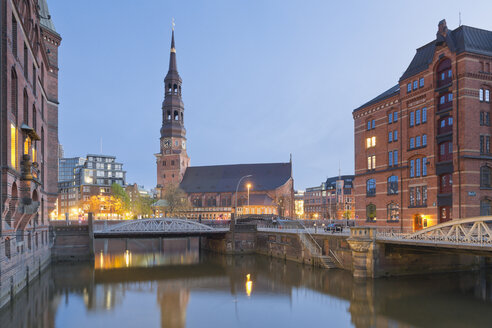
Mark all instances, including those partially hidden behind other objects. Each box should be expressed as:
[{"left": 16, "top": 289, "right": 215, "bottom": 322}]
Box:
[
  {"left": 38, "top": 0, "right": 57, "bottom": 33},
  {"left": 180, "top": 162, "right": 292, "bottom": 193}
]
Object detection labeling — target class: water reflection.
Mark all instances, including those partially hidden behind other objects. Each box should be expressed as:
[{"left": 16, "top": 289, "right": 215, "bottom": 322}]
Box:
[{"left": 2, "top": 238, "right": 492, "bottom": 328}]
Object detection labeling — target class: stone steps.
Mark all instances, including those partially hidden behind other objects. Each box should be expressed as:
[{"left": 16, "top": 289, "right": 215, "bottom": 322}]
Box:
[{"left": 318, "top": 255, "right": 338, "bottom": 269}]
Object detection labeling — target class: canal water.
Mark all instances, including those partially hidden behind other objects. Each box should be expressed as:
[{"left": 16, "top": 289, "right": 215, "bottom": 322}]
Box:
[{"left": 2, "top": 238, "right": 492, "bottom": 328}]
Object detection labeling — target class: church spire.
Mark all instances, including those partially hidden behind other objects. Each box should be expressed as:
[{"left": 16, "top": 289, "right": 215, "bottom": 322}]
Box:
[{"left": 169, "top": 29, "right": 177, "bottom": 72}]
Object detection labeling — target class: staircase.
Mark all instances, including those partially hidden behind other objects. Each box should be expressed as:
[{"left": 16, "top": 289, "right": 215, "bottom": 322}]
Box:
[{"left": 298, "top": 230, "right": 340, "bottom": 269}]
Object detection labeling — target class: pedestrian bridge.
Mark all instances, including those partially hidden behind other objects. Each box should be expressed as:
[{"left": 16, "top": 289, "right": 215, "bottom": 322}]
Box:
[
  {"left": 377, "top": 216, "right": 492, "bottom": 252},
  {"left": 93, "top": 218, "right": 229, "bottom": 238}
]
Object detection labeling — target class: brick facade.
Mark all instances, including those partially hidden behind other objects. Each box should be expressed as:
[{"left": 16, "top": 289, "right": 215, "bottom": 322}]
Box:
[
  {"left": 353, "top": 20, "right": 492, "bottom": 232},
  {"left": 0, "top": 0, "right": 60, "bottom": 307}
]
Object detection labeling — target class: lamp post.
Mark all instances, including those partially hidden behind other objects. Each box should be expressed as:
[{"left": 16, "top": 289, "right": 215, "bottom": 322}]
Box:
[
  {"left": 247, "top": 183, "right": 252, "bottom": 208},
  {"left": 234, "top": 175, "right": 252, "bottom": 223}
]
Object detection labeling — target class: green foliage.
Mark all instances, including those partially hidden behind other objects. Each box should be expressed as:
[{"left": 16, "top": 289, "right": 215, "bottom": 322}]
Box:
[{"left": 111, "top": 183, "right": 131, "bottom": 212}]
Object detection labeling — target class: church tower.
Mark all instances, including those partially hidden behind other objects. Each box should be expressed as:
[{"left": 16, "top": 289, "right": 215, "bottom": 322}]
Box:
[{"left": 155, "top": 28, "right": 190, "bottom": 197}]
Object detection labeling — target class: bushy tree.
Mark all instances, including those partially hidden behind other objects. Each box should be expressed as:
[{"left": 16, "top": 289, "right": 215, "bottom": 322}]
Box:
[{"left": 111, "top": 183, "right": 130, "bottom": 212}]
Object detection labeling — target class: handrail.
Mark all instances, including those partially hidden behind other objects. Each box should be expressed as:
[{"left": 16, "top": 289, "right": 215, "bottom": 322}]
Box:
[
  {"left": 295, "top": 220, "right": 322, "bottom": 255},
  {"left": 329, "top": 249, "right": 342, "bottom": 267}
]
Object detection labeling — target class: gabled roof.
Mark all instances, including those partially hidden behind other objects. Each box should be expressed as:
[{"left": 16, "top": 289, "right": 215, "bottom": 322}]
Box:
[
  {"left": 242, "top": 194, "right": 275, "bottom": 206},
  {"left": 353, "top": 84, "right": 400, "bottom": 113},
  {"left": 400, "top": 25, "right": 492, "bottom": 81},
  {"left": 180, "top": 163, "right": 292, "bottom": 193}
]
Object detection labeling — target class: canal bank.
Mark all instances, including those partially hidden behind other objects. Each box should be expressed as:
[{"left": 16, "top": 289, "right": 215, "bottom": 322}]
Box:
[{"left": 201, "top": 224, "right": 486, "bottom": 277}]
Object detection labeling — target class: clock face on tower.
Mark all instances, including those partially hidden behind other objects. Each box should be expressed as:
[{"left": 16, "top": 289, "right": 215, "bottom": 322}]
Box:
[
  {"left": 163, "top": 138, "right": 171, "bottom": 148},
  {"left": 182, "top": 141, "right": 186, "bottom": 150}
]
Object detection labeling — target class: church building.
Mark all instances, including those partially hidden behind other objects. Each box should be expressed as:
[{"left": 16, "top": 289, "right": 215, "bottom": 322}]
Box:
[{"left": 155, "top": 29, "right": 294, "bottom": 219}]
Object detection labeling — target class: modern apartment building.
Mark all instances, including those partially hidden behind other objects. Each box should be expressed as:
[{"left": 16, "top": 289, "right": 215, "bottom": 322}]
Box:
[
  {"left": 353, "top": 20, "right": 492, "bottom": 232},
  {"left": 58, "top": 154, "right": 126, "bottom": 219}
]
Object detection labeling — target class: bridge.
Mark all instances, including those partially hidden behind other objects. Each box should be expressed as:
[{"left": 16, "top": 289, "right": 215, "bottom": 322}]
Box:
[{"left": 93, "top": 218, "right": 229, "bottom": 238}]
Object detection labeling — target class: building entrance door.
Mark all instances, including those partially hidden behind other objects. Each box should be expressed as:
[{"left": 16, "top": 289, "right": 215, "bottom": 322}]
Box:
[{"left": 413, "top": 214, "right": 423, "bottom": 231}]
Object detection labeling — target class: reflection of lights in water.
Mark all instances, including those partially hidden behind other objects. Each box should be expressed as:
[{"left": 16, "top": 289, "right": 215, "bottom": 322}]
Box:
[
  {"left": 105, "top": 289, "right": 112, "bottom": 309},
  {"left": 100, "top": 251, "right": 104, "bottom": 268},
  {"left": 246, "top": 274, "right": 253, "bottom": 297},
  {"left": 124, "top": 250, "right": 130, "bottom": 267}
]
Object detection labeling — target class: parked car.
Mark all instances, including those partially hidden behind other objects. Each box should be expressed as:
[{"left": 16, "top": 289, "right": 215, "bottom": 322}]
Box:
[{"left": 325, "top": 223, "right": 343, "bottom": 232}]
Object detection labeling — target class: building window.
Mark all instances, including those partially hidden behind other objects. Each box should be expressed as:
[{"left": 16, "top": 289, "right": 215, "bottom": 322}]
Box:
[
  {"left": 422, "top": 134, "right": 427, "bottom": 146},
  {"left": 388, "top": 151, "right": 393, "bottom": 167},
  {"left": 10, "top": 124, "right": 17, "bottom": 169},
  {"left": 388, "top": 131, "right": 392, "bottom": 143},
  {"left": 367, "top": 155, "right": 376, "bottom": 170},
  {"left": 394, "top": 130, "right": 398, "bottom": 141},
  {"left": 413, "top": 80, "right": 418, "bottom": 90},
  {"left": 439, "top": 141, "right": 453, "bottom": 161},
  {"left": 387, "top": 176, "right": 398, "bottom": 195},
  {"left": 394, "top": 112, "right": 398, "bottom": 122},
  {"left": 410, "top": 160, "right": 415, "bottom": 177},
  {"left": 366, "top": 204, "right": 376, "bottom": 221},
  {"left": 388, "top": 112, "right": 393, "bottom": 123},
  {"left": 416, "top": 136, "right": 421, "bottom": 148},
  {"left": 438, "top": 92, "right": 453, "bottom": 111},
  {"left": 422, "top": 157, "right": 428, "bottom": 176},
  {"left": 481, "top": 166, "right": 491, "bottom": 188},
  {"left": 486, "top": 89, "right": 490, "bottom": 103},
  {"left": 438, "top": 116, "right": 453, "bottom": 134},
  {"left": 5, "top": 238, "right": 11, "bottom": 260},
  {"left": 481, "top": 199, "right": 492, "bottom": 216},
  {"left": 372, "top": 119, "right": 375, "bottom": 129},
  {"left": 437, "top": 58, "right": 452, "bottom": 87},
  {"left": 409, "top": 187, "right": 415, "bottom": 206},
  {"left": 366, "top": 179, "right": 376, "bottom": 196},
  {"left": 366, "top": 136, "right": 376, "bottom": 148},
  {"left": 410, "top": 138, "right": 415, "bottom": 149},
  {"left": 24, "top": 44, "right": 28, "bottom": 79},
  {"left": 416, "top": 158, "right": 421, "bottom": 176},
  {"left": 11, "top": 68, "right": 18, "bottom": 122},
  {"left": 407, "top": 83, "right": 411, "bottom": 93},
  {"left": 409, "top": 112, "right": 414, "bottom": 127},
  {"left": 440, "top": 173, "right": 453, "bottom": 193},
  {"left": 416, "top": 109, "right": 421, "bottom": 125},
  {"left": 480, "top": 136, "right": 490, "bottom": 155},
  {"left": 419, "top": 77, "right": 424, "bottom": 88},
  {"left": 12, "top": 16, "right": 17, "bottom": 56},
  {"left": 387, "top": 203, "right": 400, "bottom": 221},
  {"left": 422, "top": 107, "right": 427, "bottom": 123},
  {"left": 480, "top": 89, "right": 484, "bottom": 102},
  {"left": 367, "top": 121, "right": 371, "bottom": 130},
  {"left": 23, "top": 89, "right": 28, "bottom": 125},
  {"left": 480, "top": 112, "right": 490, "bottom": 126},
  {"left": 393, "top": 150, "right": 398, "bottom": 166}
]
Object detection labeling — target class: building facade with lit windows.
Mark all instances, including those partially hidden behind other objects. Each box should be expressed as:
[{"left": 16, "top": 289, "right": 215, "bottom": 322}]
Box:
[
  {"left": 155, "top": 29, "right": 294, "bottom": 219},
  {"left": 303, "top": 175, "right": 355, "bottom": 220},
  {"left": 354, "top": 19, "right": 492, "bottom": 232},
  {"left": 57, "top": 154, "right": 126, "bottom": 220},
  {"left": 0, "top": 0, "right": 60, "bottom": 307}
]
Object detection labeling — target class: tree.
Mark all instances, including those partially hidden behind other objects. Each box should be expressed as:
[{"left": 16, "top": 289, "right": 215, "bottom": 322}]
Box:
[
  {"left": 135, "top": 195, "right": 153, "bottom": 217},
  {"left": 82, "top": 194, "right": 124, "bottom": 219},
  {"left": 162, "top": 183, "right": 190, "bottom": 216},
  {"left": 111, "top": 183, "right": 130, "bottom": 212}
]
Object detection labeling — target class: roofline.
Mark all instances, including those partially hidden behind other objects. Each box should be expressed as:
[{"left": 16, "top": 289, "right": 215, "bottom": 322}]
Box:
[
  {"left": 186, "top": 162, "right": 291, "bottom": 169},
  {"left": 352, "top": 85, "right": 400, "bottom": 113}
]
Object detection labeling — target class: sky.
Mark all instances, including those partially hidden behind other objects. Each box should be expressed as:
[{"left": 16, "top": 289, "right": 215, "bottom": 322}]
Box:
[{"left": 48, "top": 0, "right": 492, "bottom": 191}]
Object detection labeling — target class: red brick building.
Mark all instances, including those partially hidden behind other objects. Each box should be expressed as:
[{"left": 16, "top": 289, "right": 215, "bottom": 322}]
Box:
[
  {"left": 0, "top": 0, "right": 60, "bottom": 306},
  {"left": 354, "top": 20, "right": 492, "bottom": 232}
]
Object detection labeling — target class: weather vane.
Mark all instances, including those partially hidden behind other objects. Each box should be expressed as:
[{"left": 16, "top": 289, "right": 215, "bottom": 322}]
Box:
[{"left": 172, "top": 17, "right": 175, "bottom": 31}]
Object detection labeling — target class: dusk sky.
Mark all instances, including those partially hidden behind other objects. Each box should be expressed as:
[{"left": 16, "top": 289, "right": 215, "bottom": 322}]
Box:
[{"left": 49, "top": 0, "right": 492, "bottom": 190}]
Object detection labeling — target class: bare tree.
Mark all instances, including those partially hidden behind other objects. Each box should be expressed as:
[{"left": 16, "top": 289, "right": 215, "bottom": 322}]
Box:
[{"left": 162, "top": 183, "right": 190, "bottom": 217}]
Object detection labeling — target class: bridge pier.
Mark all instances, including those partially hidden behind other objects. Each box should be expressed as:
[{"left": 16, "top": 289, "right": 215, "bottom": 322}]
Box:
[{"left": 347, "top": 227, "right": 376, "bottom": 279}]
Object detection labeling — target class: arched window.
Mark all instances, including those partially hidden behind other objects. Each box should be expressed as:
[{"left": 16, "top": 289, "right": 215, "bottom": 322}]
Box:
[
  {"left": 437, "top": 58, "right": 452, "bottom": 87},
  {"left": 167, "top": 110, "right": 171, "bottom": 120},
  {"left": 440, "top": 173, "right": 453, "bottom": 193},
  {"left": 387, "top": 176, "right": 398, "bottom": 195},
  {"left": 480, "top": 199, "right": 492, "bottom": 216},
  {"left": 181, "top": 112, "right": 183, "bottom": 121},
  {"left": 366, "top": 179, "right": 376, "bottom": 196},
  {"left": 12, "top": 15, "right": 17, "bottom": 56},
  {"left": 387, "top": 203, "right": 400, "bottom": 221},
  {"left": 11, "top": 68, "right": 18, "bottom": 122},
  {"left": 23, "top": 88, "right": 28, "bottom": 124},
  {"left": 366, "top": 204, "right": 376, "bottom": 221},
  {"left": 173, "top": 84, "right": 178, "bottom": 94},
  {"left": 481, "top": 166, "right": 491, "bottom": 188},
  {"left": 174, "top": 110, "right": 179, "bottom": 120},
  {"left": 168, "top": 83, "right": 172, "bottom": 92},
  {"left": 5, "top": 238, "right": 11, "bottom": 259}
]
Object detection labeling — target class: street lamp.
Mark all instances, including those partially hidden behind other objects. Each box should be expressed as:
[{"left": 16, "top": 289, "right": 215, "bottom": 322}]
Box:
[
  {"left": 247, "top": 183, "right": 252, "bottom": 207},
  {"left": 234, "top": 174, "right": 252, "bottom": 223}
]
